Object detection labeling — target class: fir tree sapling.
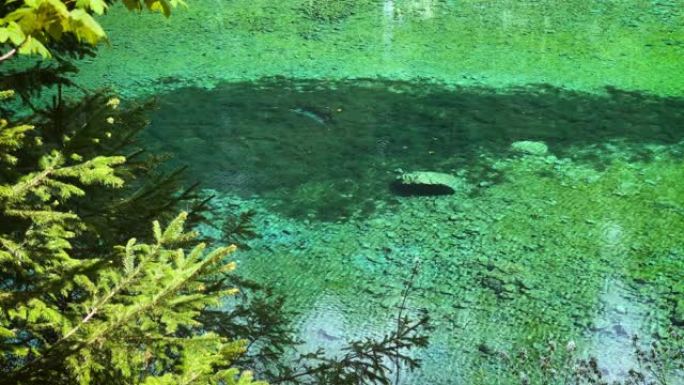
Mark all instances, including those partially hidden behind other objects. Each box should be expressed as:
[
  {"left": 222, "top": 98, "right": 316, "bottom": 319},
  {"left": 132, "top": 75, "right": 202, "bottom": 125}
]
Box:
[{"left": 0, "top": 89, "right": 265, "bottom": 385}]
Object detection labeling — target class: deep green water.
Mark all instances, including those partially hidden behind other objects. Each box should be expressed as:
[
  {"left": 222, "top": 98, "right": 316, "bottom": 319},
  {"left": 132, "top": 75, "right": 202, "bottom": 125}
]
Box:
[{"left": 142, "top": 80, "right": 684, "bottom": 383}]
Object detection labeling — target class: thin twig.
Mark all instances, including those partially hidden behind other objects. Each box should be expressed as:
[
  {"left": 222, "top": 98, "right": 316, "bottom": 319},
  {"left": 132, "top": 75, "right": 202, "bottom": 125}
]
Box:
[
  {"left": 0, "top": 39, "right": 28, "bottom": 63},
  {"left": 394, "top": 259, "right": 420, "bottom": 385},
  {"left": 0, "top": 47, "right": 18, "bottom": 63}
]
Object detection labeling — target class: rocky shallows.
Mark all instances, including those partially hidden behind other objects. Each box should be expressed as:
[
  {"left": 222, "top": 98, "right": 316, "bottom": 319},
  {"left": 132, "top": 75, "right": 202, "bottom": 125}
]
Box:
[{"left": 199, "top": 140, "right": 684, "bottom": 384}]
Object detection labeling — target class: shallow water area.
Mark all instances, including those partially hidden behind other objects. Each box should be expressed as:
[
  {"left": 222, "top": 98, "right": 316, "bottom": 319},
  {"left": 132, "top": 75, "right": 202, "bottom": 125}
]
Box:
[
  {"left": 81, "top": 0, "right": 684, "bottom": 97},
  {"left": 142, "top": 79, "right": 684, "bottom": 383}
]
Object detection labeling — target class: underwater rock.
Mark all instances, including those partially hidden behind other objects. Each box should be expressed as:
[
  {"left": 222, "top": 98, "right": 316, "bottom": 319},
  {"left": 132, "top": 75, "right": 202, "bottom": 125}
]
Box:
[
  {"left": 511, "top": 140, "right": 549, "bottom": 156},
  {"left": 391, "top": 171, "right": 463, "bottom": 196}
]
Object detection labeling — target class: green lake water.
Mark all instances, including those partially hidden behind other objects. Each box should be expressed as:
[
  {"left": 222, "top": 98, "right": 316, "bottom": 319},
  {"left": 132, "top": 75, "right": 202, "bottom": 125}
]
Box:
[
  {"left": 142, "top": 79, "right": 684, "bottom": 384},
  {"left": 76, "top": 0, "right": 684, "bottom": 383}
]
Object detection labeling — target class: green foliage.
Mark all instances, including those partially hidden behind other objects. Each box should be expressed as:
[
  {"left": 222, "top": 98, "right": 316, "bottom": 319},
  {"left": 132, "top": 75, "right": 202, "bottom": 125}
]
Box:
[
  {"left": 31, "top": 90, "right": 206, "bottom": 250},
  {"left": 0, "top": 0, "right": 185, "bottom": 60},
  {"left": 0, "top": 88, "right": 266, "bottom": 385}
]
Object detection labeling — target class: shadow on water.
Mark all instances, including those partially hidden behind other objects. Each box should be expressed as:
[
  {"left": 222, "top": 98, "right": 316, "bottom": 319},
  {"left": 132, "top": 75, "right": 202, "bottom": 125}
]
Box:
[{"left": 142, "top": 79, "right": 684, "bottom": 220}]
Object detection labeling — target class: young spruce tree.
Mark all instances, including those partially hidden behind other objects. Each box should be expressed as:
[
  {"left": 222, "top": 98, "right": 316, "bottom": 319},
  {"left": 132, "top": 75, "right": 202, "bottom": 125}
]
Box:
[
  {"left": 0, "top": 91, "right": 265, "bottom": 384},
  {"left": 0, "top": 1, "right": 264, "bottom": 384}
]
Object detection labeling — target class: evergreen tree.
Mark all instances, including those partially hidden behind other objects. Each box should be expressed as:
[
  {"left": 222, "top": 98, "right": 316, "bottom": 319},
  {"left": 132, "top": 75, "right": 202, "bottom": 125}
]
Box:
[
  {"left": 0, "top": 89, "right": 265, "bottom": 385},
  {"left": 0, "top": 2, "right": 263, "bottom": 384}
]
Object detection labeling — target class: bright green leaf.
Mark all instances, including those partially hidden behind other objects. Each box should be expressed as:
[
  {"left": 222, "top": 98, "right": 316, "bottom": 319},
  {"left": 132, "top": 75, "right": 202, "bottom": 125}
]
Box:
[
  {"left": 75, "top": 0, "right": 108, "bottom": 15},
  {"left": 17, "top": 36, "right": 50, "bottom": 58},
  {"left": 69, "top": 9, "right": 106, "bottom": 45},
  {"left": 0, "top": 22, "right": 26, "bottom": 45}
]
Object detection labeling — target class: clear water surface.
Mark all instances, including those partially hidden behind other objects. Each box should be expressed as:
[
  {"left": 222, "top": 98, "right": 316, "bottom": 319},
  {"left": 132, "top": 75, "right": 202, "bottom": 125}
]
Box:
[{"left": 142, "top": 79, "right": 684, "bottom": 383}]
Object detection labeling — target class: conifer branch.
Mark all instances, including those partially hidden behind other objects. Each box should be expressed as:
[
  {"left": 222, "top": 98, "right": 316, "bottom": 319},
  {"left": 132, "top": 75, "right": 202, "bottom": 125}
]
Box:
[
  {"left": 3, "top": 245, "right": 156, "bottom": 382},
  {"left": 9, "top": 167, "right": 54, "bottom": 199},
  {"left": 63, "top": 247, "right": 152, "bottom": 341}
]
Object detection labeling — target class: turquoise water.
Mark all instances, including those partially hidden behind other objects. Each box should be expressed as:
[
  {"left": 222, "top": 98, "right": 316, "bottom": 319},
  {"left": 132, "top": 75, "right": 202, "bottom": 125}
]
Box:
[{"left": 143, "top": 79, "right": 684, "bottom": 383}]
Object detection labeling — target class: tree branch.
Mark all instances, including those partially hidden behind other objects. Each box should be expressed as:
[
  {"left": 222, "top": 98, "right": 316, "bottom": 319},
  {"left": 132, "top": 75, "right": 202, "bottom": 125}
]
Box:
[
  {"left": 0, "top": 39, "right": 27, "bottom": 64},
  {"left": 0, "top": 47, "right": 18, "bottom": 63}
]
